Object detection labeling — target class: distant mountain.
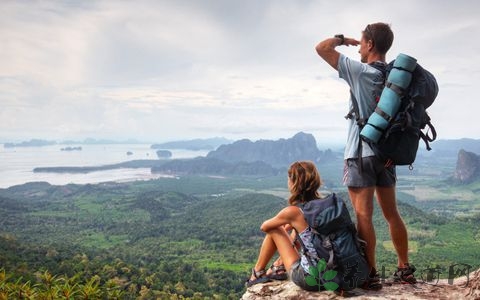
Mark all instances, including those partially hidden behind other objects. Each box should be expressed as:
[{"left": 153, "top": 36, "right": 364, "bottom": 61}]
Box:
[
  {"left": 81, "top": 138, "right": 142, "bottom": 144},
  {"left": 151, "top": 157, "right": 279, "bottom": 177},
  {"left": 151, "top": 137, "right": 232, "bottom": 151},
  {"left": 206, "top": 132, "right": 325, "bottom": 168},
  {"left": 33, "top": 160, "right": 166, "bottom": 174},
  {"left": 454, "top": 149, "right": 480, "bottom": 184},
  {"left": 3, "top": 138, "right": 147, "bottom": 147},
  {"left": 3, "top": 139, "right": 56, "bottom": 148},
  {"left": 422, "top": 138, "right": 480, "bottom": 156}
]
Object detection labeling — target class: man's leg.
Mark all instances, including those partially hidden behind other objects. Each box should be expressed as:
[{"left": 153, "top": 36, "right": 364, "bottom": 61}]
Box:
[
  {"left": 348, "top": 186, "right": 376, "bottom": 270},
  {"left": 375, "top": 186, "right": 409, "bottom": 267}
]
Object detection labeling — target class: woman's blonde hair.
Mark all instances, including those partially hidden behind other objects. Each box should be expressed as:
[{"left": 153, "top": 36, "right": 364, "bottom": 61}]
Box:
[{"left": 287, "top": 161, "right": 322, "bottom": 205}]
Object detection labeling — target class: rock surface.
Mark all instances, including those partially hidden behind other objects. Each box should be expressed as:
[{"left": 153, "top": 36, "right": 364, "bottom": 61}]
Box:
[
  {"left": 454, "top": 149, "right": 480, "bottom": 184},
  {"left": 242, "top": 269, "right": 480, "bottom": 300}
]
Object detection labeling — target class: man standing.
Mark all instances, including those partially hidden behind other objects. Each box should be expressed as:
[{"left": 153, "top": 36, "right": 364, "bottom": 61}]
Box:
[{"left": 315, "top": 23, "right": 416, "bottom": 288}]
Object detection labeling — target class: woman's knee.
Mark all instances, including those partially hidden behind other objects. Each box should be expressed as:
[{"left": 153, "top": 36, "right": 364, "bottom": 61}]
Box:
[{"left": 265, "top": 227, "right": 288, "bottom": 237}]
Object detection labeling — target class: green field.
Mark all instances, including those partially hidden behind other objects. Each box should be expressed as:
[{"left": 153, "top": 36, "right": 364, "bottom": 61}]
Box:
[{"left": 1, "top": 163, "right": 479, "bottom": 299}]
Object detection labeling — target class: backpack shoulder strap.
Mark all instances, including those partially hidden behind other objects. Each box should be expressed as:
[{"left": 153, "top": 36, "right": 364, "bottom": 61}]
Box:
[
  {"left": 345, "top": 91, "right": 366, "bottom": 127},
  {"left": 369, "top": 61, "right": 388, "bottom": 76},
  {"left": 293, "top": 227, "right": 317, "bottom": 268},
  {"left": 345, "top": 61, "right": 387, "bottom": 126}
]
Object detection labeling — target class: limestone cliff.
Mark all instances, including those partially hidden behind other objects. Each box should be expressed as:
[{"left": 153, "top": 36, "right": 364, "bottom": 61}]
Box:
[
  {"left": 454, "top": 149, "right": 480, "bottom": 184},
  {"left": 206, "top": 132, "right": 325, "bottom": 168},
  {"left": 242, "top": 269, "right": 480, "bottom": 299}
]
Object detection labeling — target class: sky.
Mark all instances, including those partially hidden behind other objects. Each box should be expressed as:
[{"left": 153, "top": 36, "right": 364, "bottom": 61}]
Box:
[{"left": 1, "top": 0, "right": 479, "bottom": 147}]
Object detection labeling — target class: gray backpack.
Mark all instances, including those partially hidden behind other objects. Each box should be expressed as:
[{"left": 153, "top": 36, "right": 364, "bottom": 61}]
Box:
[{"left": 297, "top": 193, "right": 370, "bottom": 290}]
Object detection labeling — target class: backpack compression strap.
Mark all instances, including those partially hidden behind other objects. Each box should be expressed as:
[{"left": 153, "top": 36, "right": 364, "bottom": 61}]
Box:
[
  {"left": 319, "top": 232, "right": 336, "bottom": 269},
  {"left": 420, "top": 118, "right": 437, "bottom": 151}
]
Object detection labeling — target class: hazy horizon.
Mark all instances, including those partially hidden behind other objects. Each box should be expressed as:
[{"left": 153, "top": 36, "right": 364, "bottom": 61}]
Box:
[
  {"left": 1, "top": 1, "right": 479, "bottom": 144},
  {"left": 0, "top": 132, "right": 346, "bottom": 148},
  {"left": 2, "top": 133, "right": 480, "bottom": 151}
]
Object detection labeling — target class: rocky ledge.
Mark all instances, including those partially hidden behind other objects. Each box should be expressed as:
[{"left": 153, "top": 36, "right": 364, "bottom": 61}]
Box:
[{"left": 242, "top": 269, "right": 480, "bottom": 300}]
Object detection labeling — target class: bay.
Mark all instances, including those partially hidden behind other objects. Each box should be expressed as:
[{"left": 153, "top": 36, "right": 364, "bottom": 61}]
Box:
[{"left": 0, "top": 144, "right": 209, "bottom": 188}]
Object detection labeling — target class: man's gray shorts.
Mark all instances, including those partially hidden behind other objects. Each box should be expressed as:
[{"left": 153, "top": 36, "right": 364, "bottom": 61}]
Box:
[{"left": 343, "top": 156, "right": 396, "bottom": 187}]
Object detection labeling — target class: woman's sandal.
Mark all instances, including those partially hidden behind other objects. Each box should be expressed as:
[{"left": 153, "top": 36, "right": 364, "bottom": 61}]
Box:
[
  {"left": 245, "top": 268, "right": 271, "bottom": 287},
  {"left": 266, "top": 264, "right": 288, "bottom": 281}
]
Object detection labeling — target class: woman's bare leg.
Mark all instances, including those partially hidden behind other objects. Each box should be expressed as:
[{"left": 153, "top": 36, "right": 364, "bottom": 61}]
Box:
[
  {"left": 250, "top": 227, "right": 300, "bottom": 281},
  {"left": 266, "top": 227, "right": 297, "bottom": 275}
]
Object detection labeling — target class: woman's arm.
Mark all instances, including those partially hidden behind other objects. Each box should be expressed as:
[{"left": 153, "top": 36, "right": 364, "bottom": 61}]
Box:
[{"left": 260, "top": 206, "right": 303, "bottom": 232}]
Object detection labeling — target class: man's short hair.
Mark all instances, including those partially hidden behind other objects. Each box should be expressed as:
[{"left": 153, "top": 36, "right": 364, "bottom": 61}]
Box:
[{"left": 363, "top": 23, "right": 394, "bottom": 55}]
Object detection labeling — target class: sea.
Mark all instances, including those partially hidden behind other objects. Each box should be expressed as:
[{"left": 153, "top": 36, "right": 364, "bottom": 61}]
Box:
[{"left": 0, "top": 144, "right": 209, "bottom": 189}]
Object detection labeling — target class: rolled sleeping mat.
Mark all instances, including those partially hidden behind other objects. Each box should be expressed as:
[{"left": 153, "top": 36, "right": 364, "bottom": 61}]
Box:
[{"left": 360, "top": 53, "right": 417, "bottom": 143}]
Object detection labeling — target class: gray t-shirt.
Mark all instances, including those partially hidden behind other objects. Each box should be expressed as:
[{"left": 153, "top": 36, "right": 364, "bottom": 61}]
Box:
[{"left": 338, "top": 54, "right": 385, "bottom": 159}]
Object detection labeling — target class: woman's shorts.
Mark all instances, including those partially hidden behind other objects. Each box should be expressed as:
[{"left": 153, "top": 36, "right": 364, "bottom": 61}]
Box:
[{"left": 289, "top": 260, "right": 318, "bottom": 291}]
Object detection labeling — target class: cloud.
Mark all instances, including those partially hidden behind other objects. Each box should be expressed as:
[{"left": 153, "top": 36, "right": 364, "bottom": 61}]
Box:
[
  {"left": 0, "top": 2, "right": 98, "bottom": 88},
  {"left": 0, "top": 0, "right": 479, "bottom": 143}
]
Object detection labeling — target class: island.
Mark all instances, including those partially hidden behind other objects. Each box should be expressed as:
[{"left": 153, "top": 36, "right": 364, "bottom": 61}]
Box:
[
  {"left": 61, "top": 146, "right": 82, "bottom": 151},
  {"left": 156, "top": 150, "right": 172, "bottom": 159}
]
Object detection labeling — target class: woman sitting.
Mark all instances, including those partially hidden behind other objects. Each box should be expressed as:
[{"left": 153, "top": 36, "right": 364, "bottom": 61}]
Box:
[{"left": 246, "top": 161, "right": 322, "bottom": 291}]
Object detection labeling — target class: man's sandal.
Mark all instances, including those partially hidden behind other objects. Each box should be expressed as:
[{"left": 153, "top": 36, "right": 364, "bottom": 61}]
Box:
[
  {"left": 393, "top": 264, "right": 417, "bottom": 284},
  {"left": 267, "top": 264, "right": 288, "bottom": 281},
  {"left": 245, "top": 268, "right": 271, "bottom": 287},
  {"left": 362, "top": 269, "right": 383, "bottom": 290}
]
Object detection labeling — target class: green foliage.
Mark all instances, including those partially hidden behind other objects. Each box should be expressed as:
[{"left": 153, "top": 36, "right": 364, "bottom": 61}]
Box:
[
  {"left": 0, "top": 176, "right": 287, "bottom": 298},
  {"left": 0, "top": 269, "right": 111, "bottom": 300},
  {"left": 1, "top": 170, "right": 480, "bottom": 298},
  {"left": 305, "top": 259, "right": 339, "bottom": 291}
]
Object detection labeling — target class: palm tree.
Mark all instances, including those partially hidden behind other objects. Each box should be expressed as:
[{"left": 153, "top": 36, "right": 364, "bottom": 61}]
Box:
[
  {"left": 14, "top": 279, "right": 38, "bottom": 300},
  {"left": 105, "top": 279, "right": 125, "bottom": 299},
  {"left": 57, "top": 277, "right": 80, "bottom": 300},
  {"left": 79, "top": 276, "right": 102, "bottom": 300},
  {"left": 0, "top": 269, "right": 9, "bottom": 300},
  {"left": 37, "top": 270, "right": 61, "bottom": 300}
]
